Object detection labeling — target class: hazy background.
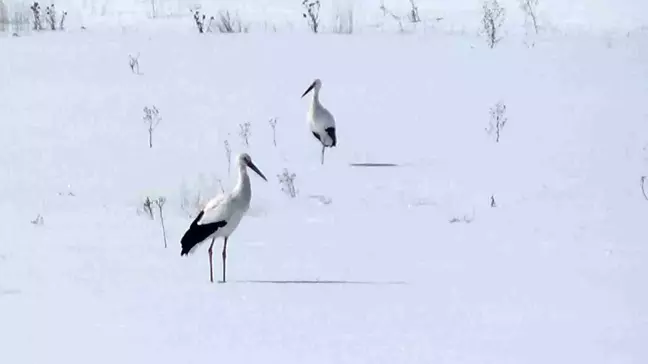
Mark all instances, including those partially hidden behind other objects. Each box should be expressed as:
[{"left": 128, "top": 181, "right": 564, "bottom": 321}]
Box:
[{"left": 2, "top": 0, "right": 647, "bottom": 34}]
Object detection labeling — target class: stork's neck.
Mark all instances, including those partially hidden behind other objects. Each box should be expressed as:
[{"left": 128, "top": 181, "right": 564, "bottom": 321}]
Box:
[
  {"left": 233, "top": 164, "right": 252, "bottom": 204},
  {"left": 310, "top": 88, "right": 321, "bottom": 108}
]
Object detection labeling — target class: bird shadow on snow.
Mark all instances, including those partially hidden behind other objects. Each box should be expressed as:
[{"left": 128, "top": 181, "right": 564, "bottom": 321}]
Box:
[
  {"left": 0, "top": 289, "right": 21, "bottom": 296},
  {"left": 349, "top": 163, "right": 400, "bottom": 167},
  {"left": 232, "top": 279, "right": 407, "bottom": 285}
]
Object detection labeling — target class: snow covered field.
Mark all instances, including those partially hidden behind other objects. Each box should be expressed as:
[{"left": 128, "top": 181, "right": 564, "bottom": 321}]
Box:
[{"left": 2, "top": 1, "right": 648, "bottom": 363}]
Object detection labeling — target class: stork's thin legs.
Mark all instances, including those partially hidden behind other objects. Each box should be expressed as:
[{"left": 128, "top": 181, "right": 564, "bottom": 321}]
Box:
[
  {"left": 208, "top": 237, "right": 216, "bottom": 283},
  {"left": 221, "top": 237, "right": 228, "bottom": 283},
  {"left": 321, "top": 145, "right": 325, "bottom": 165}
]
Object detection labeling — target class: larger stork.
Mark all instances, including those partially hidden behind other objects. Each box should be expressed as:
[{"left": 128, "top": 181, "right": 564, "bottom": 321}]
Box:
[
  {"left": 180, "top": 153, "right": 267, "bottom": 283},
  {"left": 302, "top": 78, "right": 337, "bottom": 165}
]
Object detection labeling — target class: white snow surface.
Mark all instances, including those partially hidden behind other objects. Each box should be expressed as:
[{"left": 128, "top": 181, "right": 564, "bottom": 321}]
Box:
[{"left": 1, "top": 4, "right": 648, "bottom": 364}]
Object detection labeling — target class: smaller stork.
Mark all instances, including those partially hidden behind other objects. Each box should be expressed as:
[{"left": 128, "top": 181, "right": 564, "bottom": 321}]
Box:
[
  {"left": 302, "top": 78, "right": 337, "bottom": 165},
  {"left": 180, "top": 153, "right": 267, "bottom": 283}
]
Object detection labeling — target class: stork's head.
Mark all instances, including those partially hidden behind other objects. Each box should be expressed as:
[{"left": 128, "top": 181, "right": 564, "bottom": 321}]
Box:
[
  {"left": 238, "top": 153, "right": 267, "bottom": 181},
  {"left": 301, "top": 78, "right": 322, "bottom": 98}
]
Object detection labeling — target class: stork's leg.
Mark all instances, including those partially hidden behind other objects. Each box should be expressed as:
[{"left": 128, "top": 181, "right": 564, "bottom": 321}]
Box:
[
  {"left": 208, "top": 237, "right": 216, "bottom": 283},
  {"left": 221, "top": 237, "right": 229, "bottom": 283},
  {"left": 321, "top": 145, "right": 325, "bottom": 165}
]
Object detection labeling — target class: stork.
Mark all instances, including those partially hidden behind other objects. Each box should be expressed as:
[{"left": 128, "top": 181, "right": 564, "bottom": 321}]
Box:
[
  {"left": 180, "top": 153, "right": 267, "bottom": 283},
  {"left": 301, "top": 78, "right": 337, "bottom": 165}
]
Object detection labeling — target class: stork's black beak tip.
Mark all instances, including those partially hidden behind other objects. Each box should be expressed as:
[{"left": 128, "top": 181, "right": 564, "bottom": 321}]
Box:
[
  {"left": 247, "top": 160, "right": 268, "bottom": 182},
  {"left": 301, "top": 81, "right": 316, "bottom": 98}
]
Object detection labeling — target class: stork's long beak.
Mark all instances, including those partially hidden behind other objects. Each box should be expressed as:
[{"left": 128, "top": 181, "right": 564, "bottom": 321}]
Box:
[
  {"left": 246, "top": 160, "right": 268, "bottom": 181},
  {"left": 301, "top": 81, "right": 316, "bottom": 98}
]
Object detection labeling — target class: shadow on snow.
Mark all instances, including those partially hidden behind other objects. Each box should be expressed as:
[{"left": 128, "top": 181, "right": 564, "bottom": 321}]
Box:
[{"left": 232, "top": 279, "right": 407, "bottom": 285}]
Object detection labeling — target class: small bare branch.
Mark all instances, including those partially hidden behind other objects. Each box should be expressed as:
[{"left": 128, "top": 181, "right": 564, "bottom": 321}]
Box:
[
  {"left": 333, "top": 7, "right": 354, "bottom": 34},
  {"left": 302, "top": 0, "right": 320, "bottom": 33},
  {"left": 59, "top": 10, "right": 66, "bottom": 30},
  {"left": 215, "top": 10, "right": 247, "bottom": 33},
  {"left": 141, "top": 196, "right": 154, "bottom": 219},
  {"left": 224, "top": 140, "right": 232, "bottom": 175},
  {"left": 268, "top": 117, "right": 278, "bottom": 146},
  {"left": 154, "top": 197, "right": 167, "bottom": 248},
  {"left": 486, "top": 101, "right": 508, "bottom": 143},
  {"left": 45, "top": 4, "right": 55, "bottom": 30},
  {"left": 142, "top": 105, "right": 161, "bottom": 148},
  {"left": 129, "top": 53, "right": 141, "bottom": 75},
  {"left": 449, "top": 208, "right": 475, "bottom": 224},
  {"left": 239, "top": 122, "right": 251, "bottom": 148},
  {"left": 482, "top": 0, "right": 506, "bottom": 48},
  {"left": 379, "top": 0, "right": 404, "bottom": 32},
  {"left": 31, "top": 214, "right": 44, "bottom": 226},
  {"left": 278, "top": 169, "right": 298, "bottom": 198},
  {"left": 408, "top": 0, "right": 420, "bottom": 23},
  {"left": 192, "top": 10, "right": 210, "bottom": 33},
  {"left": 30, "top": 2, "right": 42, "bottom": 30},
  {"left": 519, "top": 0, "right": 539, "bottom": 34}
]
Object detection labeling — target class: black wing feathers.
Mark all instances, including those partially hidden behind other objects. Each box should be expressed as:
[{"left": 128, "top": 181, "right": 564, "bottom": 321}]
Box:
[{"left": 180, "top": 210, "right": 227, "bottom": 256}]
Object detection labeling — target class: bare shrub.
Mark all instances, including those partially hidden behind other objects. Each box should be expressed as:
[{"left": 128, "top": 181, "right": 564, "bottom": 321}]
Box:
[
  {"left": 139, "top": 196, "right": 155, "bottom": 219},
  {"left": 379, "top": 0, "right": 404, "bottom": 32},
  {"left": 407, "top": 0, "right": 420, "bottom": 23},
  {"left": 180, "top": 188, "right": 204, "bottom": 218},
  {"left": 11, "top": 11, "right": 30, "bottom": 35},
  {"left": 449, "top": 214, "right": 474, "bottom": 224},
  {"left": 519, "top": 0, "right": 539, "bottom": 34},
  {"left": 485, "top": 101, "right": 508, "bottom": 143},
  {"left": 180, "top": 177, "right": 224, "bottom": 218},
  {"left": 45, "top": 4, "right": 56, "bottom": 30},
  {"left": 31, "top": 214, "right": 44, "bottom": 225},
  {"left": 641, "top": 176, "right": 648, "bottom": 201},
  {"left": 154, "top": 197, "right": 168, "bottom": 248},
  {"left": 239, "top": 121, "right": 251, "bottom": 148},
  {"left": 309, "top": 194, "right": 332, "bottom": 205},
  {"left": 263, "top": 21, "right": 278, "bottom": 32},
  {"left": 278, "top": 169, "right": 298, "bottom": 198},
  {"left": 224, "top": 140, "right": 232, "bottom": 175},
  {"left": 268, "top": 117, "right": 278, "bottom": 146},
  {"left": 57, "top": 184, "right": 76, "bottom": 196},
  {"left": 58, "top": 8, "right": 66, "bottom": 30},
  {"left": 333, "top": 7, "right": 354, "bottom": 34},
  {"left": 215, "top": 10, "right": 247, "bottom": 33},
  {"left": 302, "top": 0, "right": 320, "bottom": 33},
  {"left": 449, "top": 216, "right": 472, "bottom": 224},
  {"left": 0, "top": 0, "right": 7, "bottom": 32},
  {"left": 29, "top": 2, "right": 42, "bottom": 30},
  {"left": 139, "top": 196, "right": 168, "bottom": 247},
  {"left": 193, "top": 10, "right": 213, "bottom": 33},
  {"left": 449, "top": 207, "right": 476, "bottom": 224},
  {"left": 482, "top": 0, "right": 505, "bottom": 48},
  {"left": 142, "top": 105, "right": 161, "bottom": 148},
  {"left": 129, "top": 53, "right": 141, "bottom": 74},
  {"left": 27, "top": 2, "right": 65, "bottom": 31}
]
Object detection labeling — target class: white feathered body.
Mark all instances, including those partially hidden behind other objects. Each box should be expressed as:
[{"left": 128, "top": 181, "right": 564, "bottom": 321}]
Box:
[
  {"left": 308, "top": 92, "right": 336, "bottom": 147},
  {"left": 180, "top": 165, "right": 254, "bottom": 256},
  {"left": 198, "top": 168, "right": 252, "bottom": 239}
]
